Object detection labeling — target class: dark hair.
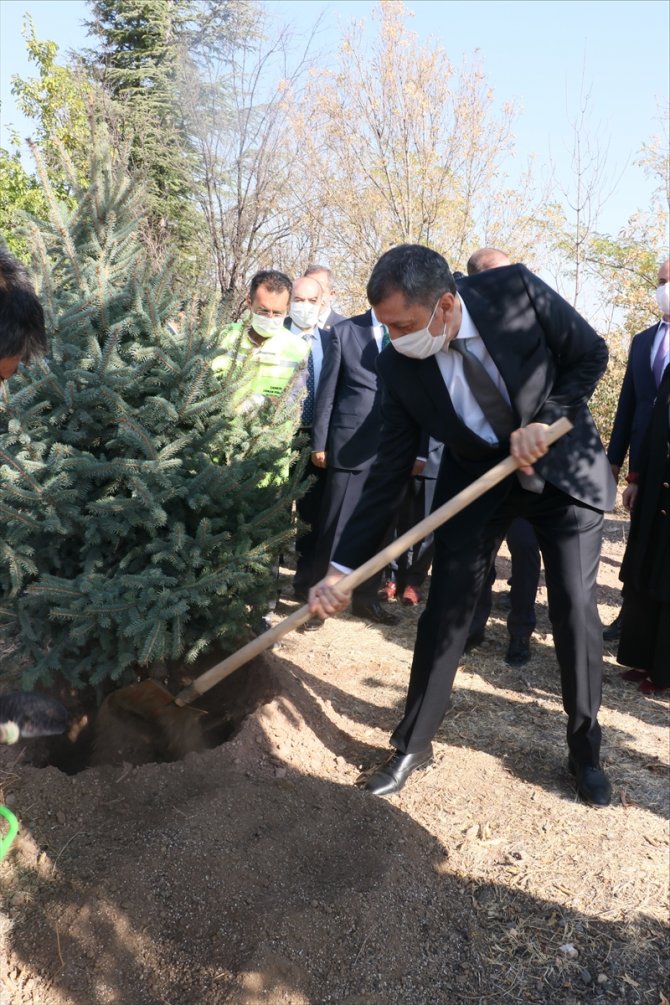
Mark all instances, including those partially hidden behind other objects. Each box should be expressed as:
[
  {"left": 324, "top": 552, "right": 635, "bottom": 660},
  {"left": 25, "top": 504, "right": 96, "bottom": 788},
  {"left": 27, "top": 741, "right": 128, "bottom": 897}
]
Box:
[
  {"left": 366, "top": 245, "right": 456, "bottom": 308},
  {"left": 304, "top": 264, "right": 336, "bottom": 289},
  {"left": 0, "top": 246, "right": 47, "bottom": 362},
  {"left": 249, "top": 270, "right": 292, "bottom": 301}
]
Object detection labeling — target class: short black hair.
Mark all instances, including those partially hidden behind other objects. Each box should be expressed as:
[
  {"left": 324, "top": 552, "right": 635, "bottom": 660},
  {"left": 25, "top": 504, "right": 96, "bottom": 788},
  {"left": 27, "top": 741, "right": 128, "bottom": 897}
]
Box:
[
  {"left": 249, "top": 270, "right": 292, "bottom": 301},
  {"left": 367, "top": 245, "right": 456, "bottom": 308},
  {"left": 0, "top": 246, "right": 47, "bottom": 362}
]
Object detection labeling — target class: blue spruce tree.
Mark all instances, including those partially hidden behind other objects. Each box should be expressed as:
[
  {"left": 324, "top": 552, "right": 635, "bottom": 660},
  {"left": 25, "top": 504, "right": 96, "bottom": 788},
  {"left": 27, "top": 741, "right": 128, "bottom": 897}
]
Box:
[{"left": 0, "top": 134, "right": 303, "bottom": 691}]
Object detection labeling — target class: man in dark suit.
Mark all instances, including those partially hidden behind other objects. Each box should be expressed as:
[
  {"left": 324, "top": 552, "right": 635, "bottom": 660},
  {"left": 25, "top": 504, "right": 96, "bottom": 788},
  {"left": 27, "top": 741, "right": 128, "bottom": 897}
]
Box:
[
  {"left": 286, "top": 275, "right": 334, "bottom": 601},
  {"left": 304, "top": 265, "right": 346, "bottom": 331},
  {"left": 309, "top": 244, "right": 616, "bottom": 806},
  {"left": 604, "top": 258, "right": 670, "bottom": 640},
  {"left": 310, "top": 306, "right": 407, "bottom": 624}
]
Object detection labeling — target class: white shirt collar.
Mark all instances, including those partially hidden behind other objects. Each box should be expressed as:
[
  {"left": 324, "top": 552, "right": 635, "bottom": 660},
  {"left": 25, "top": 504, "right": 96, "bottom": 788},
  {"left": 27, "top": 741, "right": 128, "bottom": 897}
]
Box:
[{"left": 449, "top": 295, "right": 479, "bottom": 343}]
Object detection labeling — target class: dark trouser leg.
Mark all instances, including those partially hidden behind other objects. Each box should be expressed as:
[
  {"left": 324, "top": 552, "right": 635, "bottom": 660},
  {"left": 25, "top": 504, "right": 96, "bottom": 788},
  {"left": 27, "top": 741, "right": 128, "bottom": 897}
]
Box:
[
  {"left": 506, "top": 517, "right": 541, "bottom": 637},
  {"left": 394, "top": 476, "right": 437, "bottom": 590},
  {"left": 293, "top": 460, "right": 327, "bottom": 595},
  {"left": 391, "top": 527, "right": 505, "bottom": 754},
  {"left": 530, "top": 492, "right": 604, "bottom": 766},
  {"left": 468, "top": 559, "right": 496, "bottom": 637},
  {"left": 313, "top": 468, "right": 391, "bottom": 604}
]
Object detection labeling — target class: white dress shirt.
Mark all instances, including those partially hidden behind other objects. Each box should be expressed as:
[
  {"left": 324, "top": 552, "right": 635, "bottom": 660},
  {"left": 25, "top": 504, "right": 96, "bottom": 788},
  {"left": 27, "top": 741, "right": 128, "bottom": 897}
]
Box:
[
  {"left": 436, "top": 297, "right": 511, "bottom": 445},
  {"left": 370, "top": 308, "right": 386, "bottom": 351},
  {"left": 650, "top": 319, "right": 670, "bottom": 373},
  {"left": 291, "top": 321, "right": 324, "bottom": 391}
]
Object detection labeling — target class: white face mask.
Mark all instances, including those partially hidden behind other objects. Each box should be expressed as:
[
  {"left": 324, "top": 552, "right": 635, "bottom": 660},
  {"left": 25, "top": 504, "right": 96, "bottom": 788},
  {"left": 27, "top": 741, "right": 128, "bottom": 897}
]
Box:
[
  {"left": 655, "top": 283, "right": 670, "bottom": 316},
  {"left": 250, "top": 312, "right": 286, "bottom": 339},
  {"left": 318, "top": 299, "right": 332, "bottom": 325},
  {"left": 290, "top": 301, "right": 321, "bottom": 330},
  {"left": 390, "top": 299, "right": 447, "bottom": 359}
]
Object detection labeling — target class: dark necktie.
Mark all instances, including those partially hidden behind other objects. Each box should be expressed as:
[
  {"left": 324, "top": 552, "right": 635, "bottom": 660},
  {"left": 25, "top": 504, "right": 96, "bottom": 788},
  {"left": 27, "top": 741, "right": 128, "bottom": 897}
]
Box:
[
  {"left": 449, "top": 339, "right": 514, "bottom": 442},
  {"left": 381, "top": 324, "right": 391, "bottom": 350},
  {"left": 652, "top": 322, "right": 669, "bottom": 387},
  {"left": 300, "top": 343, "right": 315, "bottom": 427},
  {"left": 450, "top": 338, "right": 544, "bottom": 492}
]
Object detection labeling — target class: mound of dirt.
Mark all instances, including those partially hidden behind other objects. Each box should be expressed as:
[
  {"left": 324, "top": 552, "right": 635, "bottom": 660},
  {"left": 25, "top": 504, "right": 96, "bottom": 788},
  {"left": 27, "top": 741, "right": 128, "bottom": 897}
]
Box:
[{"left": 1, "top": 510, "right": 668, "bottom": 1004}]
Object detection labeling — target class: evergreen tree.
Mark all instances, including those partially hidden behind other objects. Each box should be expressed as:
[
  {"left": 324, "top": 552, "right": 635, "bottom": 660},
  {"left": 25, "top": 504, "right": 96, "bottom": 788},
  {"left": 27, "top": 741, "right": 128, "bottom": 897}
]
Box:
[
  {"left": 0, "top": 130, "right": 303, "bottom": 692},
  {"left": 84, "top": 0, "right": 252, "bottom": 275}
]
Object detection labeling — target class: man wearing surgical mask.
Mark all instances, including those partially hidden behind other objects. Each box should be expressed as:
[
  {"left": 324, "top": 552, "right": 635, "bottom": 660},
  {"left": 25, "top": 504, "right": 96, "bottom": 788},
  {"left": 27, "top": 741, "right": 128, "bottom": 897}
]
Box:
[
  {"left": 309, "top": 244, "right": 616, "bottom": 808},
  {"left": 286, "top": 276, "right": 334, "bottom": 602},
  {"left": 603, "top": 258, "right": 670, "bottom": 641},
  {"left": 213, "top": 270, "right": 307, "bottom": 406},
  {"left": 303, "top": 265, "right": 345, "bottom": 331}
]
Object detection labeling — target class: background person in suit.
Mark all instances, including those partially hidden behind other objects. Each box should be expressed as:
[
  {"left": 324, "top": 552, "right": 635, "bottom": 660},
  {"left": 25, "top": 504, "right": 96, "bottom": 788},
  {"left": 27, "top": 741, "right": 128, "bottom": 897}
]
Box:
[
  {"left": 464, "top": 248, "right": 542, "bottom": 669},
  {"left": 309, "top": 244, "right": 615, "bottom": 806},
  {"left": 304, "top": 265, "right": 345, "bottom": 331},
  {"left": 616, "top": 362, "right": 670, "bottom": 695},
  {"left": 310, "top": 307, "right": 402, "bottom": 625},
  {"left": 286, "top": 275, "right": 334, "bottom": 601},
  {"left": 380, "top": 436, "right": 443, "bottom": 606},
  {"left": 604, "top": 258, "right": 670, "bottom": 641}
]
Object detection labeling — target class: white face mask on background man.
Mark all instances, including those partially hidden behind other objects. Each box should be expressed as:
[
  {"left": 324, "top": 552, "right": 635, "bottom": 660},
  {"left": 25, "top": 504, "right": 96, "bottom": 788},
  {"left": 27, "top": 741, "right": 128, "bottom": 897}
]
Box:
[
  {"left": 290, "top": 301, "right": 321, "bottom": 331},
  {"left": 391, "top": 299, "right": 448, "bottom": 359},
  {"left": 655, "top": 282, "right": 670, "bottom": 316},
  {"left": 250, "top": 312, "right": 287, "bottom": 339}
]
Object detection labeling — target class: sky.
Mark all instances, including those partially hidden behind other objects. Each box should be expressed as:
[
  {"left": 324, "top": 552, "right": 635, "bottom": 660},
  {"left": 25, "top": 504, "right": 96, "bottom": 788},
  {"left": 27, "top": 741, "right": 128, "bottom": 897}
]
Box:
[{"left": 1, "top": 0, "right": 668, "bottom": 243}]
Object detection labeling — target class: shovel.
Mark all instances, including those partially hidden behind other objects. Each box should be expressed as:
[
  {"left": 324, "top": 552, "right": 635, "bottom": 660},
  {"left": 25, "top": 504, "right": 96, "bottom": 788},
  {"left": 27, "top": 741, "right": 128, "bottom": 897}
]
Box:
[{"left": 98, "top": 418, "right": 572, "bottom": 754}]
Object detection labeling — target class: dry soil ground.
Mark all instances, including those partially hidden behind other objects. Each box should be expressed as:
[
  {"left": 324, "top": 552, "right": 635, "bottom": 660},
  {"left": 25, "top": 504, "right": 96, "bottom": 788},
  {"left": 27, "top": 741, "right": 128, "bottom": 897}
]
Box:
[{"left": 0, "top": 508, "right": 668, "bottom": 1005}]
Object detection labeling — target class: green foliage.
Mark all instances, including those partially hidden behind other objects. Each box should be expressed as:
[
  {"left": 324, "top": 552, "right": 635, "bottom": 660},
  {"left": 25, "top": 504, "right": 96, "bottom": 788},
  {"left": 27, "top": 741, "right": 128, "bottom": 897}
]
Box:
[
  {"left": 0, "top": 131, "right": 303, "bottom": 692},
  {"left": 589, "top": 342, "right": 629, "bottom": 464},
  {"left": 84, "top": 0, "right": 206, "bottom": 272},
  {"left": 10, "top": 15, "right": 93, "bottom": 194},
  {"left": 0, "top": 142, "right": 48, "bottom": 259}
]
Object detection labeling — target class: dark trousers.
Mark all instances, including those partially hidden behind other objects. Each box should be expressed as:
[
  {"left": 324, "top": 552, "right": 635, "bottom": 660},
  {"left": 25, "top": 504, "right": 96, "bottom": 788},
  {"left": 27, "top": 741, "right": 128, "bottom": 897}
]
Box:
[
  {"left": 392, "top": 484, "right": 604, "bottom": 765},
  {"left": 469, "top": 517, "right": 541, "bottom": 637},
  {"left": 293, "top": 458, "right": 328, "bottom": 596},
  {"left": 391, "top": 475, "right": 438, "bottom": 589},
  {"left": 313, "top": 467, "right": 391, "bottom": 603}
]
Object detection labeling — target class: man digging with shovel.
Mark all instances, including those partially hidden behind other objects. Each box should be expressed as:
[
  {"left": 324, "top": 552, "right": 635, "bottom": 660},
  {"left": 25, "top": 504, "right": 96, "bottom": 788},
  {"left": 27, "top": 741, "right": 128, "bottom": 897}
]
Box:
[{"left": 309, "top": 245, "right": 616, "bottom": 806}]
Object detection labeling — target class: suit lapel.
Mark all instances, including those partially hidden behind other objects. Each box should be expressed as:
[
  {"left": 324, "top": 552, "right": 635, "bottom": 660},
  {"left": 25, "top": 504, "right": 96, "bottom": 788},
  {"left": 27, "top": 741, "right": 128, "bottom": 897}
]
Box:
[{"left": 458, "top": 285, "right": 545, "bottom": 426}]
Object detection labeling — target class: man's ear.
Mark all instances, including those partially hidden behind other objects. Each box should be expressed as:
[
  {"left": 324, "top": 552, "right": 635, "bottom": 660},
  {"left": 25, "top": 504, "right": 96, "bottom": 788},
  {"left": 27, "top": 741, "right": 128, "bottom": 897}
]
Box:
[{"left": 439, "top": 292, "right": 456, "bottom": 317}]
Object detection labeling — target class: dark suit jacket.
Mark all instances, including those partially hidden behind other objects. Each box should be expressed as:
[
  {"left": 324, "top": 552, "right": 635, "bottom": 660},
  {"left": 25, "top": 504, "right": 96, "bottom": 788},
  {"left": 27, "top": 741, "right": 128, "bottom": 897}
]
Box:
[
  {"left": 322, "top": 308, "right": 346, "bottom": 331},
  {"left": 607, "top": 322, "right": 662, "bottom": 474},
  {"left": 311, "top": 310, "right": 383, "bottom": 471},
  {"left": 334, "top": 265, "right": 616, "bottom": 569}
]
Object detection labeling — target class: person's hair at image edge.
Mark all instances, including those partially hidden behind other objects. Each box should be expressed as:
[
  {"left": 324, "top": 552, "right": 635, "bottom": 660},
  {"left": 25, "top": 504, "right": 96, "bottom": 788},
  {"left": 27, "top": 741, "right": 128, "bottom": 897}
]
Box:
[
  {"left": 0, "top": 246, "right": 47, "bottom": 362},
  {"left": 249, "top": 270, "right": 293, "bottom": 301},
  {"left": 367, "top": 244, "right": 456, "bottom": 308}
]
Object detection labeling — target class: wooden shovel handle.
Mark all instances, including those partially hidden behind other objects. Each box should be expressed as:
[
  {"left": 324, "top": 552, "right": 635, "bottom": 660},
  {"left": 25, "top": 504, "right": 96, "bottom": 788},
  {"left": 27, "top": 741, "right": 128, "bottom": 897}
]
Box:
[{"left": 175, "top": 417, "right": 573, "bottom": 706}]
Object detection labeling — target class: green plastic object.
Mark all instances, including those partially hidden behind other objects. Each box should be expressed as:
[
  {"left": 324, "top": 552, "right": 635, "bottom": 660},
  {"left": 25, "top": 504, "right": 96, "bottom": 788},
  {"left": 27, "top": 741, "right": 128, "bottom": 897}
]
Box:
[{"left": 0, "top": 805, "right": 19, "bottom": 861}]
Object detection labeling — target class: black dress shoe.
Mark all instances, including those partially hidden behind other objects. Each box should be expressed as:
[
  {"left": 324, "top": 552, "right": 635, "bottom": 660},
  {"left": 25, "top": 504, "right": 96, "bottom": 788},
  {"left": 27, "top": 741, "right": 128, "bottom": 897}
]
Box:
[
  {"left": 568, "top": 756, "right": 612, "bottom": 807},
  {"left": 464, "top": 629, "right": 485, "bottom": 653},
  {"left": 360, "top": 746, "right": 433, "bottom": 796},
  {"left": 602, "top": 611, "right": 622, "bottom": 641},
  {"left": 351, "top": 600, "right": 399, "bottom": 625},
  {"left": 505, "top": 635, "right": 531, "bottom": 667}
]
